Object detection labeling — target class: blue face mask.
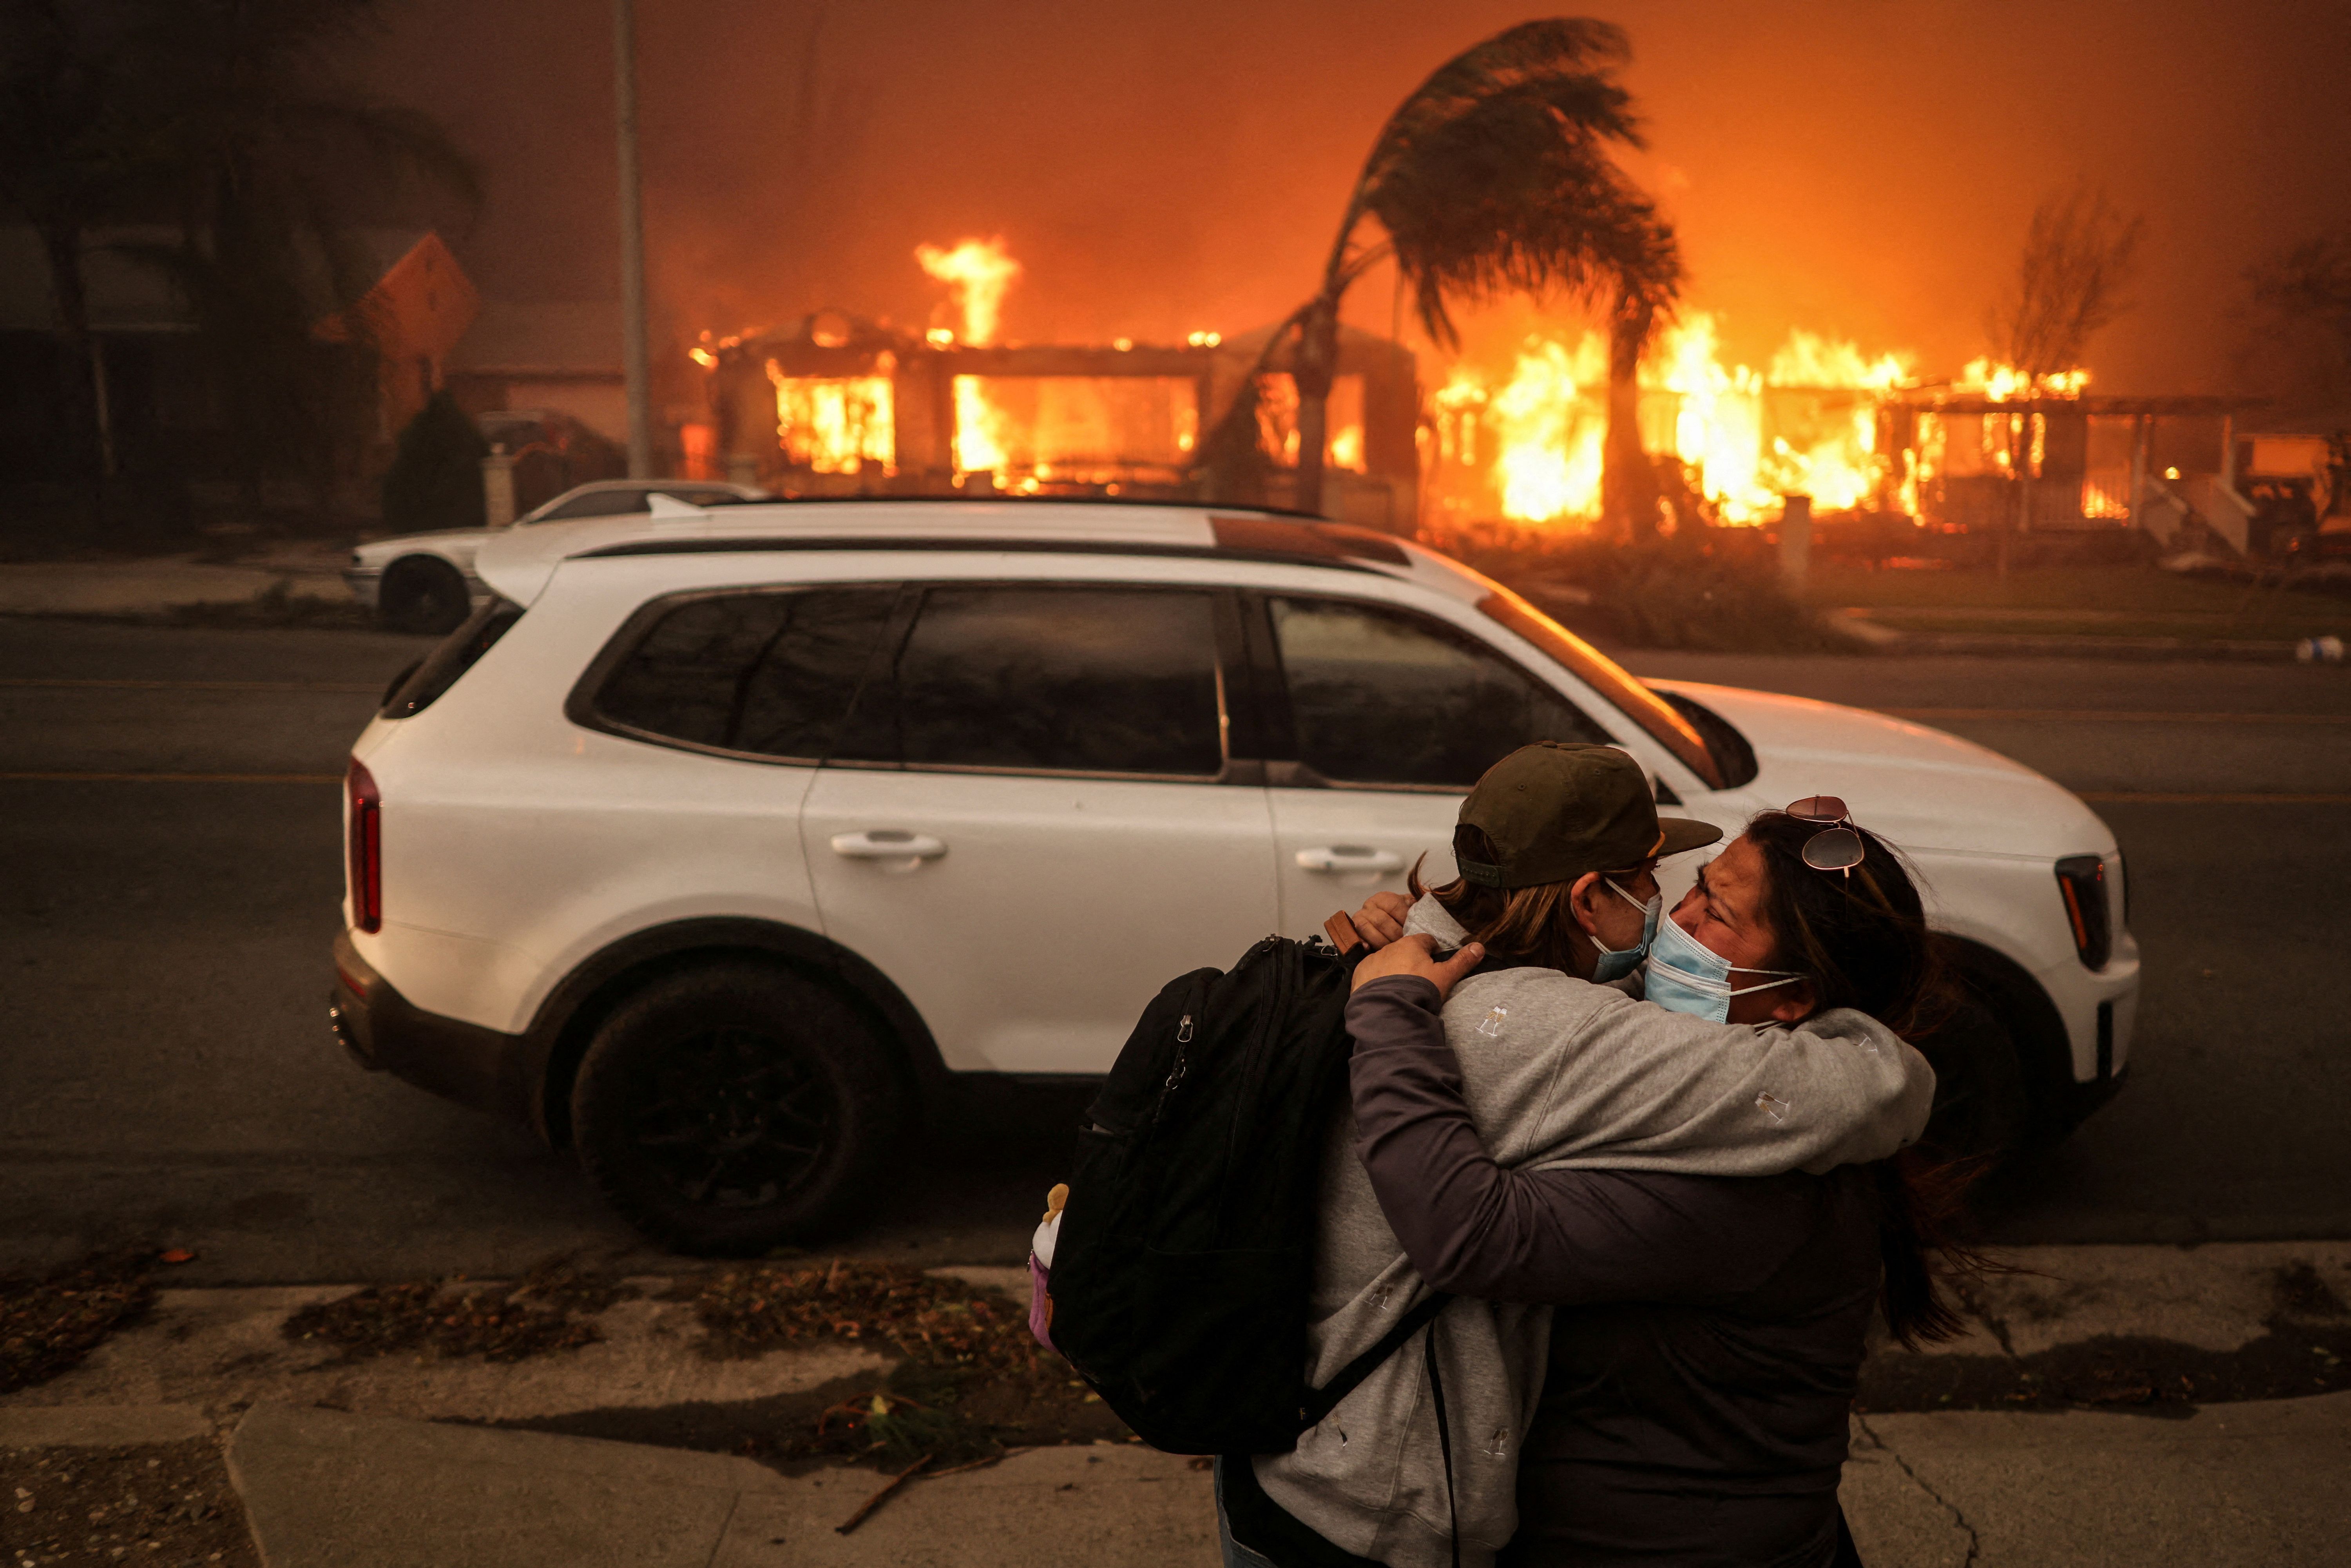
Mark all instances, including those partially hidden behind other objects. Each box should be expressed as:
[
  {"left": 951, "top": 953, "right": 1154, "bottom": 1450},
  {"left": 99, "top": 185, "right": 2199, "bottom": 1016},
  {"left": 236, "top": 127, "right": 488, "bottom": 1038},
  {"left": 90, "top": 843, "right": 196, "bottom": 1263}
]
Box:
[
  {"left": 1588, "top": 879, "right": 1661, "bottom": 983},
  {"left": 1643, "top": 913, "right": 1807, "bottom": 1023}
]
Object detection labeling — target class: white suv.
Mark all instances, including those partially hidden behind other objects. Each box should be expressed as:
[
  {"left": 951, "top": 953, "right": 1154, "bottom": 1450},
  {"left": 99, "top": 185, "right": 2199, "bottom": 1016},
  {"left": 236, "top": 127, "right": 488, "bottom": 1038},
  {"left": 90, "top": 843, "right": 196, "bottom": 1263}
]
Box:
[{"left": 330, "top": 500, "right": 2139, "bottom": 1253}]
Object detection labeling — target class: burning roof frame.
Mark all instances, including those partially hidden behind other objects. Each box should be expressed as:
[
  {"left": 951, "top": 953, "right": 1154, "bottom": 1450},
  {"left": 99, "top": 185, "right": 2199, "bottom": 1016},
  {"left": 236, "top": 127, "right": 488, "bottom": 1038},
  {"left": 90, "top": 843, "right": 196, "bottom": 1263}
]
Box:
[{"left": 701, "top": 313, "right": 1422, "bottom": 518}]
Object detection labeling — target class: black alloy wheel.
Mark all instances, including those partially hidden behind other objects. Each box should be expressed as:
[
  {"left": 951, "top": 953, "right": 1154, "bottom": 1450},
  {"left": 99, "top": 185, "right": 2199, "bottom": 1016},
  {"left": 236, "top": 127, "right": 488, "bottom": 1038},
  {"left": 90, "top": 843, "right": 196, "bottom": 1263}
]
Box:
[
  {"left": 378, "top": 557, "right": 473, "bottom": 635},
  {"left": 570, "top": 963, "right": 907, "bottom": 1255}
]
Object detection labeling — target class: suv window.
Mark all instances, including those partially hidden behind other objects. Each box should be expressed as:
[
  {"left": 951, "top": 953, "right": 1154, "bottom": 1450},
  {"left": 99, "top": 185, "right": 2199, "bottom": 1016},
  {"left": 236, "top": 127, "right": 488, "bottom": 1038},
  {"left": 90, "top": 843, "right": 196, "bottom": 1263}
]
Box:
[
  {"left": 837, "top": 586, "right": 1224, "bottom": 777},
  {"left": 1268, "top": 596, "right": 1612, "bottom": 788},
  {"left": 381, "top": 598, "right": 524, "bottom": 719},
  {"left": 591, "top": 586, "right": 898, "bottom": 759}
]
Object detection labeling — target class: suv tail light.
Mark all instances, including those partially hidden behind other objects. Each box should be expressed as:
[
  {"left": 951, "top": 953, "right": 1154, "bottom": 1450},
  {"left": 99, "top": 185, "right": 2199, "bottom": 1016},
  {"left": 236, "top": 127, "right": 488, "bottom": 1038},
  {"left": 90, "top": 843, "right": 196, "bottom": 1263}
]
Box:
[
  {"left": 347, "top": 757, "right": 382, "bottom": 934},
  {"left": 2054, "top": 855, "right": 2109, "bottom": 970}
]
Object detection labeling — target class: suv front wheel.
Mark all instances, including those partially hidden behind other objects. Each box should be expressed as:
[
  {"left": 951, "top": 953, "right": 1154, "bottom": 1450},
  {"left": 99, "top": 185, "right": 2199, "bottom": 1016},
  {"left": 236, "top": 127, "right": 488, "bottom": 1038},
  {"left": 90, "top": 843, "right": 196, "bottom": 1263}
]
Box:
[{"left": 570, "top": 962, "right": 906, "bottom": 1255}]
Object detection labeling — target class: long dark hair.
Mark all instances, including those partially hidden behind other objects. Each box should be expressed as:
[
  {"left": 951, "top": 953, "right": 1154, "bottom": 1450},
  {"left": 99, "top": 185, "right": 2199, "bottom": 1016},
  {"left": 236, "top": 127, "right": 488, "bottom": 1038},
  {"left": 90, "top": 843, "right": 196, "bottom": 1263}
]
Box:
[{"left": 1742, "top": 811, "right": 1989, "bottom": 1349}]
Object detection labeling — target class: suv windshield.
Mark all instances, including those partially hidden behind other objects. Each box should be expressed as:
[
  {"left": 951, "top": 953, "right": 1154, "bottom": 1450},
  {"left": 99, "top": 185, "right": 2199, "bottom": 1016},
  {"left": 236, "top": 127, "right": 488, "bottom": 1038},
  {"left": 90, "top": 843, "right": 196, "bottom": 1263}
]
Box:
[
  {"left": 1476, "top": 586, "right": 1723, "bottom": 789},
  {"left": 533, "top": 487, "right": 742, "bottom": 522}
]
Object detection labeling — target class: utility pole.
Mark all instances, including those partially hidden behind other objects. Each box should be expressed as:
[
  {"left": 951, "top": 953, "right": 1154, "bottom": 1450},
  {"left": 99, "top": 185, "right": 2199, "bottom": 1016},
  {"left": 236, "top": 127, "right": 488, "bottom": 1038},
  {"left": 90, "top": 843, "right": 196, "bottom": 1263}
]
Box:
[{"left": 613, "top": 0, "right": 654, "bottom": 478}]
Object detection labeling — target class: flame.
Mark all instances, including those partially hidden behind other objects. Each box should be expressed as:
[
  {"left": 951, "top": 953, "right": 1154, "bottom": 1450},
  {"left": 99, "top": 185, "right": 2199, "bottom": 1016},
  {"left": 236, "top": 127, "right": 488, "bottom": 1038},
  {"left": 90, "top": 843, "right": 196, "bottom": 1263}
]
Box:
[
  {"left": 1430, "top": 313, "right": 2090, "bottom": 529},
  {"left": 1487, "top": 337, "right": 1607, "bottom": 523},
  {"left": 1953, "top": 357, "right": 2088, "bottom": 400},
  {"left": 952, "top": 375, "right": 1011, "bottom": 474},
  {"left": 1913, "top": 359, "right": 2094, "bottom": 486},
  {"left": 916, "top": 237, "right": 1020, "bottom": 346},
  {"left": 918, "top": 236, "right": 1023, "bottom": 475},
  {"left": 1328, "top": 423, "right": 1364, "bottom": 471},
  {"left": 768, "top": 354, "right": 895, "bottom": 475},
  {"left": 1654, "top": 315, "right": 1767, "bottom": 520}
]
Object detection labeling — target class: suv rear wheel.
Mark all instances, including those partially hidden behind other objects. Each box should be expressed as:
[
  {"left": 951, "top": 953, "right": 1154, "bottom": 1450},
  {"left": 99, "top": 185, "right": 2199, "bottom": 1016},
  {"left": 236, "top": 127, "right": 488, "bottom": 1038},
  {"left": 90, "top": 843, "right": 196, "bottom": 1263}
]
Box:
[
  {"left": 570, "top": 962, "right": 906, "bottom": 1255},
  {"left": 1910, "top": 987, "right": 2031, "bottom": 1163}
]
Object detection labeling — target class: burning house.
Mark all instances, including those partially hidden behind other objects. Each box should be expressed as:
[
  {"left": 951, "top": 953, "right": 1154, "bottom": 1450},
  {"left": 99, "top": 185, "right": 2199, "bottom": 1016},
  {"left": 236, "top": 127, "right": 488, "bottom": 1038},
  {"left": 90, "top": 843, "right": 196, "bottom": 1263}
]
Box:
[
  {"left": 690, "top": 314, "right": 1423, "bottom": 530},
  {"left": 1420, "top": 314, "right": 2278, "bottom": 556},
  {"left": 670, "top": 236, "right": 2291, "bottom": 559},
  {"left": 683, "top": 236, "right": 1423, "bottom": 531}
]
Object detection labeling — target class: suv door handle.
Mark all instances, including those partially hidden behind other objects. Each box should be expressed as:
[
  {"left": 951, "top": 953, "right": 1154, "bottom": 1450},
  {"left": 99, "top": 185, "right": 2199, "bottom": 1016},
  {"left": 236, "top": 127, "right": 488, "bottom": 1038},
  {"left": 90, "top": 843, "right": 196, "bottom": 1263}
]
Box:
[
  {"left": 830, "top": 830, "right": 948, "bottom": 861},
  {"left": 1295, "top": 846, "right": 1404, "bottom": 875}
]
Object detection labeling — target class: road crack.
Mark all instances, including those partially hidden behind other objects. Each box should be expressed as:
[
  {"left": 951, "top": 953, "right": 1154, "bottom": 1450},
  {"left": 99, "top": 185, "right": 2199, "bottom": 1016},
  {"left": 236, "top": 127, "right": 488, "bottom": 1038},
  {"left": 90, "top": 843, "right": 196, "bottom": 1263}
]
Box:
[{"left": 1855, "top": 1413, "right": 1982, "bottom": 1567}]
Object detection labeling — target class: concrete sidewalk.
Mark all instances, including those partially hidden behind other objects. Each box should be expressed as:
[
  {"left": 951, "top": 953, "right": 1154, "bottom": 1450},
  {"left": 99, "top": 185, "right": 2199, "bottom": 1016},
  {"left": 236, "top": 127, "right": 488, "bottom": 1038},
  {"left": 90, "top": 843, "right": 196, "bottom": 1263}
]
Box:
[
  {"left": 5, "top": 1246, "right": 2348, "bottom": 1565},
  {"left": 6, "top": 1392, "right": 2346, "bottom": 1567},
  {"left": 0, "top": 547, "right": 353, "bottom": 617}
]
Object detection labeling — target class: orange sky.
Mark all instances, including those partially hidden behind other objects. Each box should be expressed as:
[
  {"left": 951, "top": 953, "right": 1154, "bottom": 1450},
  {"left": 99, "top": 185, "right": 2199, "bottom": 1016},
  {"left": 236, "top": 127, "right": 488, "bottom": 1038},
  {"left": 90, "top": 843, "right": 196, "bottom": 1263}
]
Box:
[{"left": 366, "top": 0, "right": 2351, "bottom": 393}]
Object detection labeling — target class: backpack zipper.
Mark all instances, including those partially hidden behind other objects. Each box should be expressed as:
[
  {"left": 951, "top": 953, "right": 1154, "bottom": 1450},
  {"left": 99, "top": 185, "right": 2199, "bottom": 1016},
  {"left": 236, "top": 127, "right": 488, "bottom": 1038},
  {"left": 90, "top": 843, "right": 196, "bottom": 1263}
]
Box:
[{"left": 1165, "top": 1013, "right": 1194, "bottom": 1092}]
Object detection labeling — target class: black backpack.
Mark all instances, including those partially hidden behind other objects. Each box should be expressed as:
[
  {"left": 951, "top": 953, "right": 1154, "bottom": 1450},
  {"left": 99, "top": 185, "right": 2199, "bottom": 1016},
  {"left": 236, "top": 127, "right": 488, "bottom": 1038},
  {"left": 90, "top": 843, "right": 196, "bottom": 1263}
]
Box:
[{"left": 1047, "top": 933, "right": 1449, "bottom": 1456}]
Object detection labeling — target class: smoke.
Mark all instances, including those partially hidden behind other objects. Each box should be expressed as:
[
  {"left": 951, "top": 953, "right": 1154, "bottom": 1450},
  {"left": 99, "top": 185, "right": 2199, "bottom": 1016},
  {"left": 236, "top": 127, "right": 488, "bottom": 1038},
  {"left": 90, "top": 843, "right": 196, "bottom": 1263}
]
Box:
[{"left": 362, "top": 0, "right": 2351, "bottom": 393}]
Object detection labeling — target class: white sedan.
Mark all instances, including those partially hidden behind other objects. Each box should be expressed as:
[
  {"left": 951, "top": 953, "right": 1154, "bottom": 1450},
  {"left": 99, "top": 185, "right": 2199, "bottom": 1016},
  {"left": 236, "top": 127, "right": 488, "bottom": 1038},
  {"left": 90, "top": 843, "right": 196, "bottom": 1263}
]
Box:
[{"left": 345, "top": 479, "right": 770, "bottom": 633}]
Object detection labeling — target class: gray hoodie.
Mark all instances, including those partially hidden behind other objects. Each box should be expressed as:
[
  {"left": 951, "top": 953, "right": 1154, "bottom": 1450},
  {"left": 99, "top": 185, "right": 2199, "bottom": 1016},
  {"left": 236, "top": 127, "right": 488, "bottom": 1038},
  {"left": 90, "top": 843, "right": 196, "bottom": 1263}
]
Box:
[{"left": 1251, "top": 896, "right": 1937, "bottom": 1568}]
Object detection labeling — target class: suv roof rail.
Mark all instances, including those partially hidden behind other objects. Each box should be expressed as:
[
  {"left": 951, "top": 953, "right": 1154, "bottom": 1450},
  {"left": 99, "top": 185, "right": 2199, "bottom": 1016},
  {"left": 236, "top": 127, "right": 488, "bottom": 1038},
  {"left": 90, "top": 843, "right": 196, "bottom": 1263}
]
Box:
[
  {"left": 567, "top": 512, "right": 1416, "bottom": 573},
  {"left": 682, "top": 493, "right": 1335, "bottom": 522}
]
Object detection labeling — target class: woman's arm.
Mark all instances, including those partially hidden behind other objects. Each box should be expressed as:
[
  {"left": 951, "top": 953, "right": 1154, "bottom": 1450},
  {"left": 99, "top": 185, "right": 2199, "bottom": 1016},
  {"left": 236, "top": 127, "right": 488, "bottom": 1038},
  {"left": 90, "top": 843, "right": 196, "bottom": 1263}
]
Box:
[{"left": 1348, "top": 976, "right": 1822, "bottom": 1304}]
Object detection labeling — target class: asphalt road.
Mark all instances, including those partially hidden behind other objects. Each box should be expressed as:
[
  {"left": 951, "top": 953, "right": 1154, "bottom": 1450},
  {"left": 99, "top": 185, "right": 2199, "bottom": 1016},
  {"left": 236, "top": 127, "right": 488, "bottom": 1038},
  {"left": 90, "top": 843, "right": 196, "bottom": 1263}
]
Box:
[{"left": 2, "top": 619, "right": 2347, "bottom": 1285}]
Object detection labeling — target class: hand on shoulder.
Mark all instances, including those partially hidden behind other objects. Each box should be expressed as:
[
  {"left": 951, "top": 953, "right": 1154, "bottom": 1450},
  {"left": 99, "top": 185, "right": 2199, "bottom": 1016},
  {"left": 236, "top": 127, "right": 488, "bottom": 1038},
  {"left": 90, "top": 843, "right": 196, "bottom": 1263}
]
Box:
[{"left": 1350, "top": 934, "right": 1485, "bottom": 998}]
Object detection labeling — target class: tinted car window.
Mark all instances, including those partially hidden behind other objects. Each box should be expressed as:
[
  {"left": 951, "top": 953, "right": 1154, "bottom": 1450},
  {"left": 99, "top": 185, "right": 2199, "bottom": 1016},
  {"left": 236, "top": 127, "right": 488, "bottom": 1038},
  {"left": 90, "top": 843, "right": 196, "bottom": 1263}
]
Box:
[
  {"left": 594, "top": 587, "right": 897, "bottom": 758},
  {"left": 1269, "top": 596, "right": 1612, "bottom": 787},
  {"left": 839, "top": 587, "right": 1223, "bottom": 776},
  {"left": 539, "top": 486, "right": 741, "bottom": 522},
  {"left": 540, "top": 490, "right": 651, "bottom": 520},
  {"left": 381, "top": 598, "right": 524, "bottom": 718}
]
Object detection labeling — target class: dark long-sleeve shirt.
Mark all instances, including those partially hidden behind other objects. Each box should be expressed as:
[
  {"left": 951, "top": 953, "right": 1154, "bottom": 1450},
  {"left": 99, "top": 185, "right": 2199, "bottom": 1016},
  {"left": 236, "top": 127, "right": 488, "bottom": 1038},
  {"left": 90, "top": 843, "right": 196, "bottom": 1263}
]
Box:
[{"left": 1346, "top": 975, "right": 1882, "bottom": 1568}]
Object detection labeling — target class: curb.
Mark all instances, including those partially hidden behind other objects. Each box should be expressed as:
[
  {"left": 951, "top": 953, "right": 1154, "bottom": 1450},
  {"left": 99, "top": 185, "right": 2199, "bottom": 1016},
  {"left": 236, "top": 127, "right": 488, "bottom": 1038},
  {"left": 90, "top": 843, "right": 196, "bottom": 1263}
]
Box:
[
  {"left": 1821, "top": 610, "right": 2313, "bottom": 661},
  {"left": 0, "top": 1403, "right": 212, "bottom": 1447}
]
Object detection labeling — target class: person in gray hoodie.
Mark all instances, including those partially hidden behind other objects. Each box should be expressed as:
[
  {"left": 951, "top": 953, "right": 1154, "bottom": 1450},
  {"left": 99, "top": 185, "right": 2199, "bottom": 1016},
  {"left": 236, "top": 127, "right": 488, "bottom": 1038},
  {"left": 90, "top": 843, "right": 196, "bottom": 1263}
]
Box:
[{"left": 1214, "top": 745, "right": 1937, "bottom": 1568}]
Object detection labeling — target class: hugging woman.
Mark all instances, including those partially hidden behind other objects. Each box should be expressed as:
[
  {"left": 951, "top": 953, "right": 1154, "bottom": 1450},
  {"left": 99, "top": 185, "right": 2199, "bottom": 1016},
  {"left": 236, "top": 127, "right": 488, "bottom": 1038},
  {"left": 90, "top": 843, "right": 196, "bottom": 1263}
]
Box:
[{"left": 1217, "top": 743, "right": 1965, "bottom": 1568}]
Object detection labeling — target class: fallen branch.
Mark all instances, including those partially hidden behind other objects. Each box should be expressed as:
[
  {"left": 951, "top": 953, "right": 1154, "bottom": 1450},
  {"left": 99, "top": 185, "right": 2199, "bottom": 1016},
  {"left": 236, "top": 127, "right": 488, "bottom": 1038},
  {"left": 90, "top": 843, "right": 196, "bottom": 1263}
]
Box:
[
  {"left": 924, "top": 1453, "right": 1005, "bottom": 1480},
  {"left": 835, "top": 1453, "right": 934, "bottom": 1534}
]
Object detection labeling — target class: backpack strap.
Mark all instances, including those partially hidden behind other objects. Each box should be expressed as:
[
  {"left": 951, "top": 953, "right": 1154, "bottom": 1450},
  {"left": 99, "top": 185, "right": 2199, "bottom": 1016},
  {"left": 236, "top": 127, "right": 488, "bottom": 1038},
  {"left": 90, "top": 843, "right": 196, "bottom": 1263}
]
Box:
[{"left": 1297, "top": 1289, "right": 1450, "bottom": 1429}]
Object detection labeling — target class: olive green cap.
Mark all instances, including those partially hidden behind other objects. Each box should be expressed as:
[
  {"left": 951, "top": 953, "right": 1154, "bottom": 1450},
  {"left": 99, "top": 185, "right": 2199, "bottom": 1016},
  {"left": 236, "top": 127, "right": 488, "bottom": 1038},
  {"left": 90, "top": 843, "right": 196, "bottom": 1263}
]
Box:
[{"left": 1454, "top": 742, "right": 1722, "bottom": 889}]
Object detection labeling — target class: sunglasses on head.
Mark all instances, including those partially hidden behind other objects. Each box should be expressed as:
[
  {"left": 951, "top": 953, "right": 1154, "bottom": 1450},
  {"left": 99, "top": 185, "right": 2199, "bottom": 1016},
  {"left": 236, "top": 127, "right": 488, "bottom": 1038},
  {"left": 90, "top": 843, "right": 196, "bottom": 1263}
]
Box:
[{"left": 1787, "top": 796, "right": 1865, "bottom": 876}]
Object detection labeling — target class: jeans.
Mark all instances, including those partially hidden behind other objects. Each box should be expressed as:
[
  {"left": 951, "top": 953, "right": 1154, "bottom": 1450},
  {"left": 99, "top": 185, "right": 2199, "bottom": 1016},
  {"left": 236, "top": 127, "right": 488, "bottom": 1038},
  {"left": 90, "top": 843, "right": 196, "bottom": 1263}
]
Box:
[{"left": 1214, "top": 1458, "right": 1285, "bottom": 1568}]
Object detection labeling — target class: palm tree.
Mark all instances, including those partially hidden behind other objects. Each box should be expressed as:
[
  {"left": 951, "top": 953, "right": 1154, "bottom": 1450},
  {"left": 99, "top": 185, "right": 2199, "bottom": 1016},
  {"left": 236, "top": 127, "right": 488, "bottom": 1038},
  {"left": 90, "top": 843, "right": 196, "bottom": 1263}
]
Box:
[
  {"left": 1207, "top": 19, "right": 1681, "bottom": 527},
  {"left": 1601, "top": 223, "right": 1681, "bottom": 538}
]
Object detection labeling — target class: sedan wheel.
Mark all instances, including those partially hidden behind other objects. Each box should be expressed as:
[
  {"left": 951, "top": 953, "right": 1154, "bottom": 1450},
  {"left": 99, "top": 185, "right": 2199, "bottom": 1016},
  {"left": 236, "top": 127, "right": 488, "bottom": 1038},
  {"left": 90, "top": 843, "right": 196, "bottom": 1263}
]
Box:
[
  {"left": 378, "top": 558, "right": 473, "bottom": 636},
  {"left": 570, "top": 963, "right": 906, "bottom": 1255}
]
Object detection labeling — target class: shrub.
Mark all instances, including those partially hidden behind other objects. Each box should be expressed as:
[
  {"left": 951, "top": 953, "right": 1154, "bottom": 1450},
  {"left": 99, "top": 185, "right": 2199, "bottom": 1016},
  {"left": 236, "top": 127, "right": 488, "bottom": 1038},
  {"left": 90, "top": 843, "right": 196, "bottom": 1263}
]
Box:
[
  {"left": 380, "top": 391, "right": 489, "bottom": 534},
  {"left": 1424, "top": 525, "right": 1852, "bottom": 653},
  {"left": 1603, "top": 541, "right": 1851, "bottom": 652}
]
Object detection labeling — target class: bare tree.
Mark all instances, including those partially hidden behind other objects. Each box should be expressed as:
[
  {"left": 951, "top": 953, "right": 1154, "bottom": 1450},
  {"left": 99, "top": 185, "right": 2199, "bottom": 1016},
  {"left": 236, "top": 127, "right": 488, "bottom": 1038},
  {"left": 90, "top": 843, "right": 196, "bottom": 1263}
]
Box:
[
  {"left": 1987, "top": 185, "right": 2143, "bottom": 376},
  {"left": 2235, "top": 228, "right": 2351, "bottom": 410},
  {"left": 1982, "top": 186, "right": 2141, "bottom": 570}
]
